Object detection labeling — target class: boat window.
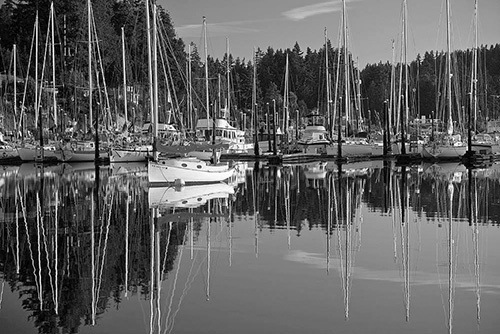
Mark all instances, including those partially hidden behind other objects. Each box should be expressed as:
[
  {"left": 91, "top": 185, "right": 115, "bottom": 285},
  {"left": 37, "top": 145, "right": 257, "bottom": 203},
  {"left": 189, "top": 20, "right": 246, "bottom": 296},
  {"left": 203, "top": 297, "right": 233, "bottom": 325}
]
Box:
[
  {"left": 197, "top": 165, "right": 202, "bottom": 169},
  {"left": 181, "top": 163, "right": 188, "bottom": 167},
  {"left": 197, "top": 198, "right": 202, "bottom": 201},
  {"left": 182, "top": 200, "right": 188, "bottom": 204}
]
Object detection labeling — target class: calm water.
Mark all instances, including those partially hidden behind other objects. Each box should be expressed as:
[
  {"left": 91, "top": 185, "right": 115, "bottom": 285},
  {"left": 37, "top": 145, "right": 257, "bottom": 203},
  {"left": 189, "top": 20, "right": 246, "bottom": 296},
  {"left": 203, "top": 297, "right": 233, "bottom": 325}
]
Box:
[{"left": 0, "top": 160, "right": 499, "bottom": 334}]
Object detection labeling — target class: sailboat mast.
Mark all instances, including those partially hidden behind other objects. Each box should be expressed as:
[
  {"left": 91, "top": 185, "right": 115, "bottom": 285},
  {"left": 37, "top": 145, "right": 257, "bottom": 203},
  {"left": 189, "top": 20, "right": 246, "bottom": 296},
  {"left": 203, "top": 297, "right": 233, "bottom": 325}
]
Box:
[
  {"left": 218, "top": 73, "right": 221, "bottom": 118},
  {"left": 339, "top": 0, "right": 348, "bottom": 158},
  {"left": 325, "top": 28, "right": 331, "bottom": 137},
  {"left": 472, "top": 0, "right": 478, "bottom": 138},
  {"left": 226, "top": 38, "right": 231, "bottom": 118},
  {"left": 88, "top": 0, "right": 92, "bottom": 136},
  {"left": 389, "top": 39, "right": 396, "bottom": 139},
  {"left": 401, "top": 0, "right": 408, "bottom": 155},
  {"left": 13, "top": 44, "right": 17, "bottom": 137},
  {"left": 145, "top": 0, "right": 154, "bottom": 153},
  {"left": 153, "top": 3, "right": 159, "bottom": 159},
  {"left": 343, "top": 0, "right": 349, "bottom": 139},
  {"left": 446, "top": 0, "right": 453, "bottom": 135},
  {"left": 36, "top": 12, "right": 43, "bottom": 150},
  {"left": 356, "top": 58, "right": 362, "bottom": 134},
  {"left": 253, "top": 47, "right": 259, "bottom": 156},
  {"left": 121, "top": 27, "right": 128, "bottom": 128},
  {"left": 50, "top": 2, "right": 57, "bottom": 129},
  {"left": 203, "top": 16, "right": 210, "bottom": 121},
  {"left": 188, "top": 43, "right": 193, "bottom": 130},
  {"left": 284, "top": 53, "right": 289, "bottom": 139}
]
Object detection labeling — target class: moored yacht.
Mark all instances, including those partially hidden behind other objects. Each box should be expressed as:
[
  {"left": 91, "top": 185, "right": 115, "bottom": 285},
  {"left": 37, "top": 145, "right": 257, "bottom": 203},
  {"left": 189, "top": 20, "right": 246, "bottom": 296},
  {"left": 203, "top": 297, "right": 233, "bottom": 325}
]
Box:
[{"left": 148, "top": 157, "right": 235, "bottom": 184}]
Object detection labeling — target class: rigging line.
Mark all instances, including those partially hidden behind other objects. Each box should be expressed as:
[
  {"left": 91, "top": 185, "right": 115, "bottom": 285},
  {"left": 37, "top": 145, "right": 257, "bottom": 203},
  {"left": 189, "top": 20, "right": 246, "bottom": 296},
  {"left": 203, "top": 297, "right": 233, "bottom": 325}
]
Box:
[
  {"left": 434, "top": 0, "right": 446, "bottom": 56},
  {"left": 0, "top": 278, "right": 4, "bottom": 310},
  {"left": 17, "top": 186, "right": 41, "bottom": 306},
  {"left": 164, "top": 230, "right": 183, "bottom": 334},
  {"left": 4, "top": 50, "right": 14, "bottom": 101},
  {"left": 125, "top": 191, "right": 130, "bottom": 298},
  {"left": 91, "top": 189, "right": 96, "bottom": 325},
  {"left": 35, "top": 15, "right": 53, "bottom": 125},
  {"left": 327, "top": 173, "right": 332, "bottom": 274},
  {"left": 448, "top": 180, "right": 455, "bottom": 334},
  {"left": 15, "top": 184, "right": 20, "bottom": 274},
  {"left": 332, "top": 17, "right": 342, "bottom": 137},
  {"left": 159, "top": 221, "right": 173, "bottom": 293},
  {"left": 36, "top": 194, "right": 44, "bottom": 309},
  {"left": 435, "top": 176, "right": 448, "bottom": 325},
  {"left": 90, "top": 7, "right": 111, "bottom": 113},
  {"left": 54, "top": 189, "right": 59, "bottom": 314},
  {"left": 472, "top": 173, "right": 481, "bottom": 325},
  {"left": 167, "top": 246, "right": 197, "bottom": 334},
  {"left": 157, "top": 20, "right": 184, "bottom": 126},
  {"left": 39, "top": 191, "right": 57, "bottom": 311},
  {"left": 345, "top": 178, "right": 352, "bottom": 321},
  {"left": 149, "top": 208, "right": 155, "bottom": 334},
  {"left": 19, "top": 19, "right": 36, "bottom": 133},
  {"left": 156, "top": 229, "right": 161, "bottom": 334},
  {"left": 391, "top": 171, "right": 398, "bottom": 263},
  {"left": 96, "top": 183, "right": 113, "bottom": 272},
  {"left": 95, "top": 192, "right": 114, "bottom": 317}
]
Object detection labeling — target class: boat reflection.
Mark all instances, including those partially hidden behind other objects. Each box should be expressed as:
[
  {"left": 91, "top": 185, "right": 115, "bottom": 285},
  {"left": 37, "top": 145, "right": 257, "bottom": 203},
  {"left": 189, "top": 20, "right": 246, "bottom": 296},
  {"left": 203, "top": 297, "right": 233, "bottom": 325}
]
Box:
[
  {"left": 148, "top": 183, "right": 235, "bottom": 209},
  {"left": 0, "top": 160, "right": 499, "bottom": 333}
]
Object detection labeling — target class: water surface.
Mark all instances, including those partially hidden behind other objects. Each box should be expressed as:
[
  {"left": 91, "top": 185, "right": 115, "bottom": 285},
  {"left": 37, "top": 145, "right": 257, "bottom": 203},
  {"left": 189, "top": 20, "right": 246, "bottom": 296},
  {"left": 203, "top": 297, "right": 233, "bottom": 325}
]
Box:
[{"left": 0, "top": 161, "right": 499, "bottom": 333}]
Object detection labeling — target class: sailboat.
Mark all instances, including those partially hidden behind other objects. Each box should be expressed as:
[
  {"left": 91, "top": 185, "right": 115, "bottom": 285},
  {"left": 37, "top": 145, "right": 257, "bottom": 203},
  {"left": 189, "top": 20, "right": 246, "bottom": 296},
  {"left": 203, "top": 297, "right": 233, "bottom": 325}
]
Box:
[
  {"left": 193, "top": 36, "right": 253, "bottom": 155},
  {"left": 110, "top": 27, "right": 153, "bottom": 163},
  {"left": 464, "top": 0, "right": 497, "bottom": 161},
  {"left": 148, "top": 157, "right": 236, "bottom": 184},
  {"left": 17, "top": 5, "right": 61, "bottom": 162},
  {"left": 56, "top": 0, "right": 109, "bottom": 163},
  {"left": 422, "top": 0, "right": 467, "bottom": 161},
  {"left": 1, "top": 45, "right": 21, "bottom": 162},
  {"left": 330, "top": 0, "right": 373, "bottom": 158},
  {"left": 298, "top": 39, "right": 331, "bottom": 154},
  {"left": 148, "top": 15, "right": 235, "bottom": 185},
  {"left": 394, "top": 0, "right": 424, "bottom": 160}
]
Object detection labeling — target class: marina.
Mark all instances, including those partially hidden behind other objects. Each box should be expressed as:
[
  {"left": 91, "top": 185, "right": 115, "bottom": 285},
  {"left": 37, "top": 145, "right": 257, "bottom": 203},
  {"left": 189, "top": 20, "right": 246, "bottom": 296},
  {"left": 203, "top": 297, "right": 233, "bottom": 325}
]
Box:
[{"left": 1, "top": 0, "right": 500, "bottom": 333}]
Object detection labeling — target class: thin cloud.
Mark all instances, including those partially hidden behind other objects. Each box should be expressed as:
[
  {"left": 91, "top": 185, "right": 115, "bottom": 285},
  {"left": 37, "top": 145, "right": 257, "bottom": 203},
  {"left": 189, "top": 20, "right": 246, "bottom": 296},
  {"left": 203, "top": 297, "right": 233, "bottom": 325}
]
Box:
[
  {"left": 285, "top": 250, "right": 500, "bottom": 294},
  {"left": 176, "top": 20, "right": 260, "bottom": 38},
  {"left": 283, "top": 0, "right": 360, "bottom": 21}
]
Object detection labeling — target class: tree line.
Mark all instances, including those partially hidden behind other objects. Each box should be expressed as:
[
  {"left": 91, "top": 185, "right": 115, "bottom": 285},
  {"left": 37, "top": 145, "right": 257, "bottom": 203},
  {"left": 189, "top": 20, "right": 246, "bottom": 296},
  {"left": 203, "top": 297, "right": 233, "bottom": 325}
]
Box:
[{"left": 1, "top": 0, "right": 499, "bottom": 133}]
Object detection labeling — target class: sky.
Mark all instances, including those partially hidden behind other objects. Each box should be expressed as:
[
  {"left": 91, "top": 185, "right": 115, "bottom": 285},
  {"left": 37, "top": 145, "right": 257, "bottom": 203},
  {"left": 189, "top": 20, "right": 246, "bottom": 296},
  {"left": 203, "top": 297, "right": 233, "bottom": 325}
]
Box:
[{"left": 160, "top": 0, "right": 500, "bottom": 67}]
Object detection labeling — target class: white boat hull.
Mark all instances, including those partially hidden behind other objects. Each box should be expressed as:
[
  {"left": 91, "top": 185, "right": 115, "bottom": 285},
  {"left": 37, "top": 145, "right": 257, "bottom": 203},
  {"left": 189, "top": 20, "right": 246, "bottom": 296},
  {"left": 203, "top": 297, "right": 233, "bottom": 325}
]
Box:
[
  {"left": 57, "top": 149, "right": 108, "bottom": 162},
  {"left": 329, "top": 142, "right": 374, "bottom": 157},
  {"left": 110, "top": 147, "right": 152, "bottom": 162},
  {"left": 148, "top": 158, "right": 235, "bottom": 184},
  {"left": 422, "top": 144, "right": 467, "bottom": 160},
  {"left": 227, "top": 142, "right": 254, "bottom": 153},
  {"left": 17, "top": 147, "right": 59, "bottom": 162},
  {"left": 0, "top": 146, "right": 19, "bottom": 160}
]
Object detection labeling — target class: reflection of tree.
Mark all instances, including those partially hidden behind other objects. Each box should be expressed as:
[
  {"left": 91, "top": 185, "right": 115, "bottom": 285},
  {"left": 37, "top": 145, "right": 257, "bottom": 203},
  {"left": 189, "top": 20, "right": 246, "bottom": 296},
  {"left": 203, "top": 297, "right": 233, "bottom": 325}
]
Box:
[
  {"left": 0, "top": 167, "right": 187, "bottom": 333},
  {"left": 234, "top": 163, "right": 500, "bottom": 234},
  {"left": 240, "top": 164, "right": 367, "bottom": 234}
]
